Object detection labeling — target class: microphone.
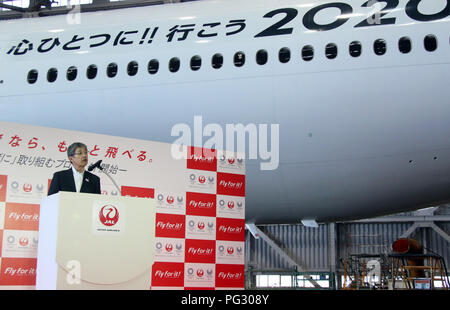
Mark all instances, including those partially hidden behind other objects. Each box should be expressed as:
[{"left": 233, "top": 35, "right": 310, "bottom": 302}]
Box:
[
  {"left": 88, "top": 159, "right": 103, "bottom": 172},
  {"left": 88, "top": 159, "right": 121, "bottom": 195}
]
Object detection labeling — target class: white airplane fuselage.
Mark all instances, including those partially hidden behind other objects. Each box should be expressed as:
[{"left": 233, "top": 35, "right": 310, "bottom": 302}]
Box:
[{"left": 1, "top": 0, "right": 449, "bottom": 224}]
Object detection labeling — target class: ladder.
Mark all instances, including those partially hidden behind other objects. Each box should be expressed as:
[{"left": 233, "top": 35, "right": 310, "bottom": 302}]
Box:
[{"left": 390, "top": 254, "right": 449, "bottom": 290}]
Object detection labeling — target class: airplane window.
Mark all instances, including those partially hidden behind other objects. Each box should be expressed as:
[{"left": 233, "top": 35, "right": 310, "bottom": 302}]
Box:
[
  {"left": 67, "top": 66, "right": 77, "bottom": 81},
  {"left": 326, "top": 43, "right": 338, "bottom": 59},
  {"left": 190, "top": 55, "right": 202, "bottom": 71},
  {"left": 234, "top": 51, "right": 245, "bottom": 67},
  {"left": 127, "top": 61, "right": 139, "bottom": 76},
  {"left": 212, "top": 53, "right": 223, "bottom": 69},
  {"left": 424, "top": 34, "right": 437, "bottom": 52},
  {"left": 302, "top": 45, "right": 314, "bottom": 61},
  {"left": 169, "top": 57, "right": 180, "bottom": 72},
  {"left": 47, "top": 68, "right": 58, "bottom": 83},
  {"left": 148, "top": 59, "right": 159, "bottom": 74},
  {"left": 87, "top": 64, "right": 98, "bottom": 80},
  {"left": 107, "top": 63, "right": 118, "bottom": 78},
  {"left": 349, "top": 41, "right": 362, "bottom": 57},
  {"left": 256, "top": 49, "right": 268, "bottom": 65},
  {"left": 27, "top": 69, "right": 38, "bottom": 84},
  {"left": 279, "top": 47, "right": 291, "bottom": 63},
  {"left": 374, "top": 39, "right": 387, "bottom": 55},
  {"left": 399, "top": 37, "right": 412, "bottom": 54}
]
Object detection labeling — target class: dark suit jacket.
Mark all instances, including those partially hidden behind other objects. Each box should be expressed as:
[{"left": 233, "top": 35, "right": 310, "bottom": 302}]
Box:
[{"left": 48, "top": 168, "right": 101, "bottom": 196}]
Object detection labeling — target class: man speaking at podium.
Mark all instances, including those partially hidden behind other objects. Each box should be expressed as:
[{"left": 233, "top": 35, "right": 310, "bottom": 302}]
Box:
[{"left": 48, "top": 142, "right": 101, "bottom": 196}]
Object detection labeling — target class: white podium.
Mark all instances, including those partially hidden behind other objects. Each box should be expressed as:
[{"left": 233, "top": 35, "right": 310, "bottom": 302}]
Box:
[{"left": 36, "top": 192, "right": 156, "bottom": 290}]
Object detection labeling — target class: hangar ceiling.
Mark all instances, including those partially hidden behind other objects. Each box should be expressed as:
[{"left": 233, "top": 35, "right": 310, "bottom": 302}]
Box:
[{"left": 0, "top": 0, "right": 196, "bottom": 20}]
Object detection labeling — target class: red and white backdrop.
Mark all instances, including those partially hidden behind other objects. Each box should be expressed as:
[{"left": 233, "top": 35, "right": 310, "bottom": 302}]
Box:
[{"left": 0, "top": 121, "right": 245, "bottom": 290}]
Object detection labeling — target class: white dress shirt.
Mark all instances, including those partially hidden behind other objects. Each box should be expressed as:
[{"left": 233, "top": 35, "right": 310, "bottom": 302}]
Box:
[{"left": 72, "top": 166, "right": 84, "bottom": 193}]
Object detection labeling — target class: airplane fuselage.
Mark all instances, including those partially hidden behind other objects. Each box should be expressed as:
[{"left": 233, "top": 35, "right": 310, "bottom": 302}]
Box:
[{"left": 1, "top": 0, "right": 449, "bottom": 223}]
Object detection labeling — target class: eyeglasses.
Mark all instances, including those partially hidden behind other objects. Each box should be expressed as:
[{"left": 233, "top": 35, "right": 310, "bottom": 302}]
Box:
[{"left": 73, "top": 151, "right": 88, "bottom": 156}]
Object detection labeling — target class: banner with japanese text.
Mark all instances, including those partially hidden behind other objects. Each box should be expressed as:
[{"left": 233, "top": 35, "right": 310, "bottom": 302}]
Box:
[{"left": 0, "top": 121, "right": 245, "bottom": 289}]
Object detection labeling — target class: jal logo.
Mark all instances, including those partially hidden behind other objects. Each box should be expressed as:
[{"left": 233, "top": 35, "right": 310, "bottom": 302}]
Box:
[
  {"left": 197, "top": 269, "right": 204, "bottom": 278},
  {"left": 166, "top": 196, "right": 174, "bottom": 204},
  {"left": 19, "top": 237, "right": 29, "bottom": 247},
  {"left": 198, "top": 221, "right": 205, "bottom": 230},
  {"left": 228, "top": 201, "right": 235, "bottom": 209},
  {"left": 99, "top": 205, "right": 119, "bottom": 226},
  {"left": 228, "top": 158, "right": 235, "bottom": 165},
  {"left": 165, "top": 243, "right": 173, "bottom": 253},
  {"left": 227, "top": 247, "right": 234, "bottom": 255},
  {"left": 23, "top": 183, "right": 32, "bottom": 193},
  {"left": 198, "top": 176, "right": 206, "bottom": 184}
]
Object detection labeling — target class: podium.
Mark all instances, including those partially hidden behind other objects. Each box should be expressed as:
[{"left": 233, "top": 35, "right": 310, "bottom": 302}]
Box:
[{"left": 36, "top": 192, "right": 156, "bottom": 289}]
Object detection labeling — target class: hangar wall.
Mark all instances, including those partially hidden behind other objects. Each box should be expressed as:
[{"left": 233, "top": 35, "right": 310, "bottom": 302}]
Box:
[
  {"left": 245, "top": 206, "right": 450, "bottom": 288},
  {"left": 246, "top": 224, "right": 331, "bottom": 272}
]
